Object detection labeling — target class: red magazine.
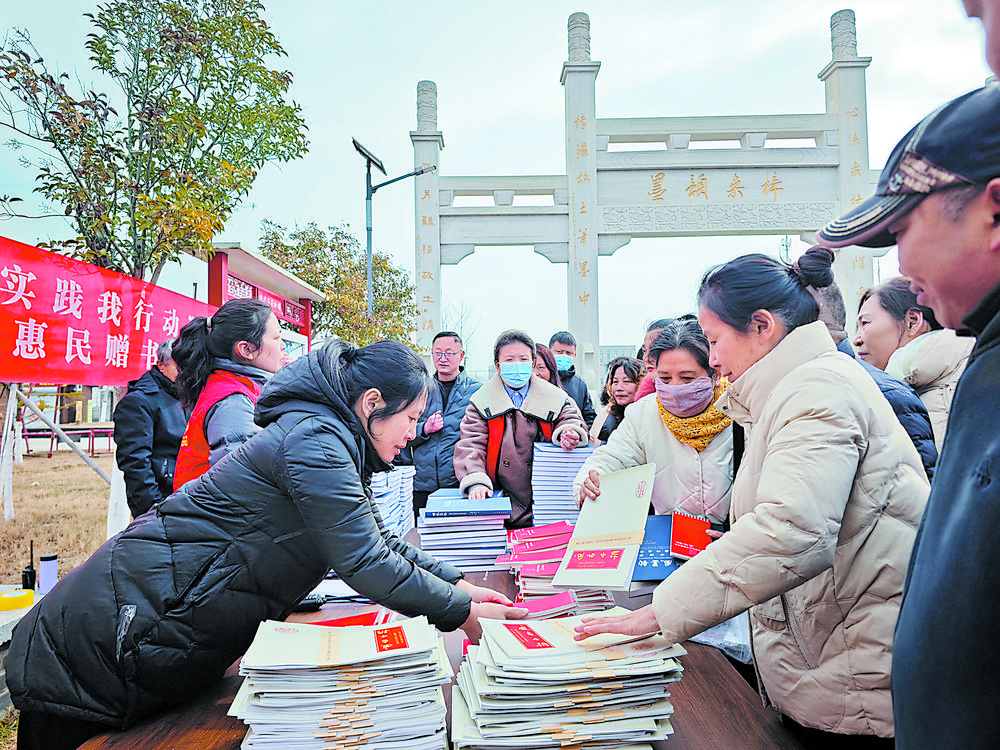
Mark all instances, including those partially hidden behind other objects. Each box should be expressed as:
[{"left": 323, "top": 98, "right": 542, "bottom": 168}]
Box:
[{"left": 669, "top": 510, "right": 713, "bottom": 560}]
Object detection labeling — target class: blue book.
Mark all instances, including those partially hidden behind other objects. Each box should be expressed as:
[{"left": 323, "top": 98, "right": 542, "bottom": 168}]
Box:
[
  {"left": 423, "top": 494, "right": 511, "bottom": 518},
  {"left": 632, "top": 514, "right": 683, "bottom": 582}
]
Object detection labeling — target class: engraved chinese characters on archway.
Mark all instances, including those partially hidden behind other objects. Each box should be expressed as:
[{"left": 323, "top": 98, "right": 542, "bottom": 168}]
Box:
[{"left": 0, "top": 236, "right": 214, "bottom": 385}]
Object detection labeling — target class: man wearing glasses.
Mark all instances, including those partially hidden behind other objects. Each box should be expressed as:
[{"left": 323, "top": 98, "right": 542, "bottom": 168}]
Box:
[{"left": 408, "top": 331, "right": 482, "bottom": 519}]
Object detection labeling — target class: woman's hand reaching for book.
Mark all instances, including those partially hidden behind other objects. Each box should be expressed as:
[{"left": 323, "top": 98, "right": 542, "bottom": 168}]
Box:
[
  {"left": 572, "top": 605, "right": 659, "bottom": 641},
  {"left": 461, "top": 601, "right": 530, "bottom": 644},
  {"left": 456, "top": 578, "right": 514, "bottom": 605}
]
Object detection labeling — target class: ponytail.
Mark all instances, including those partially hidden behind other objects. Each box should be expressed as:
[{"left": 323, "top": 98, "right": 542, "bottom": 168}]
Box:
[{"left": 173, "top": 298, "right": 273, "bottom": 408}]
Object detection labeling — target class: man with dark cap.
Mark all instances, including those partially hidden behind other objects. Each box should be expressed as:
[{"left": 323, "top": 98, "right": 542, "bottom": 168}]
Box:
[{"left": 817, "top": 84, "right": 1000, "bottom": 749}]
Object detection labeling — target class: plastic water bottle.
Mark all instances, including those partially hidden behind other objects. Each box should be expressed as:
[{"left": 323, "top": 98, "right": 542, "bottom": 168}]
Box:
[{"left": 38, "top": 553, "right": 58, "bottom": 596}]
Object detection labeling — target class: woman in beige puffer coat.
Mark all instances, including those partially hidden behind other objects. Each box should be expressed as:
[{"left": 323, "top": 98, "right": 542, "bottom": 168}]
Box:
[{"left": 575, "top": 249, "right": 929, "bottom": 746}]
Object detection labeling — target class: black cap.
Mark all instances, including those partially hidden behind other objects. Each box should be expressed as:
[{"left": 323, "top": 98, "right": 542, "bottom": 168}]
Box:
[{"left": 818, "top": 84, "right": 1000, "bottom": 248}]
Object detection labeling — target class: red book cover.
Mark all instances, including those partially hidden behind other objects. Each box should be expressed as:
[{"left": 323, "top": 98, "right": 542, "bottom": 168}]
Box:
[
  {"left": 565, "top": 548, "right": 626, "bottom": 570},
  {"left": 669, "top": 510, "right": 712, "bottom": 560},
  {"left": 374, "top": 625, "right": 409, "bottom": 652}
]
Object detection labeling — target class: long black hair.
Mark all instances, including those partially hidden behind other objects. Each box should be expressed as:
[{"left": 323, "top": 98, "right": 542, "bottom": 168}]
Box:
[
  {"left": 172, "top": 298, "right": 273, "bottom": 408},
  {"left": 535, "top": 344, "right": 562, "bottom": 387},
  {"left": 600, "top": 356, "right": 645, "bottom": 419},
  {"left": 328, "top": 340, "right": 433, "bottom": 433},
  {"left": 698, "top": 247, "right": 835, "bottom": 333}
]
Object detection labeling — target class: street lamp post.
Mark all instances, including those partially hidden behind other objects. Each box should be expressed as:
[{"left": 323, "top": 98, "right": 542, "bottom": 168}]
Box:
[{"left": 353, "top": 138, "right": 436, "bottom": 317}]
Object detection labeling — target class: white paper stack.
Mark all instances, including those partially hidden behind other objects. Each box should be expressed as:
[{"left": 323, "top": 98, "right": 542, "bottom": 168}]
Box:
[
  {"left": 230, "top": 616, "right": 451, "bottom": 749},
  {"left": 371, "top": 466, "right": 416, "bottom": 539},
  {"left": 530, "top": 443, "right": 596, "bottom": 525},
  {"left": 452, "top": 610, "right": 685, "bottom": 749},
  {"left": 417, "top": 489, "right": 511, "bottom": 573}
]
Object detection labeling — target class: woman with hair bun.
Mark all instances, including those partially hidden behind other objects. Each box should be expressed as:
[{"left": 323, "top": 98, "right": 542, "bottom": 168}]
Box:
[
  {"left": 8, "top": 340, "right": 524, "bottom": 750},
  {"left": 171, "top": 297, "right": 286, "bottom": 489},
  {"left": 574, "top": 247, "right": 929, "bottom": 746}
]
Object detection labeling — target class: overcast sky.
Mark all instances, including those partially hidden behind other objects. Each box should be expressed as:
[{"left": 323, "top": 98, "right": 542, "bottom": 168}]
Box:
[{"left": 0, "top": 1, "right": 991, "bottom": 373}]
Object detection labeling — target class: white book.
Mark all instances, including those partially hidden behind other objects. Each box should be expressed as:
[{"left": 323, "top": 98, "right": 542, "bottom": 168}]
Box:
[{"left": 550, "top": 463, "right": 655, "bottom": 591}]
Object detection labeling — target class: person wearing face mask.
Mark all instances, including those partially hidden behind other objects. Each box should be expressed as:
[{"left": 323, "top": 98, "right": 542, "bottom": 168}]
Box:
[
  {"left": 8, "top": 340, "right": 525, "bottom": 750},
  {"left": 574, "top": 320, "right": 735, "bottom": 522},
  {"left": 548, "top": 331, "right": 597, "bottom": 427},
  {"left": 574, "top": 248, "right": 928, "bottom": 747},
  {"left": 453, "top": 329, "right": 588, "bottom": 528}
]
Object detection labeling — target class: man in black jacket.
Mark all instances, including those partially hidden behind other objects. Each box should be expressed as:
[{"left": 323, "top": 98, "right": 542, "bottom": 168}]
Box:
[
  {"left": 112, "top": 339, "right": 187, "bottom": 517},
  {"left": 548, "top": 331, "right": 596, "bottom": 428},
  {"left": 408, "top": 331, "right": 480, "bottom": 518},
  {"left": 817, "top": 84, "right": 1000, "bottom": 750}
]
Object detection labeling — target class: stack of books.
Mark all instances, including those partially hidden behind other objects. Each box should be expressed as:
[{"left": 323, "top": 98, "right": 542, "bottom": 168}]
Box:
[
  {"left": 452, "top": 610, "right": 685, "bottom": 748},
  {"left": 231, "top": 616, "right": 451, "bottom": 749},
  {"left": 551, "top": 464, "right": 656, "bottom": 592},
  {"left": 371, "top": 465, "right": 416, "bottom": 539},
  {"left": 417, "top": 489, "right": 511, "bottom": 573},
  {"left": 496, "top": 522, "right": 614, "bottom": 614},
  {"left": 530, "top": 443, "right": 596, "bottom": 525}
]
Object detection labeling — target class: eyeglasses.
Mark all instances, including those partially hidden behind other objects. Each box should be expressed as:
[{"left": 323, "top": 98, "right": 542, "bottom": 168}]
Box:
[{"left": 432, "top": 350, "right": 461, "bottom": 360}]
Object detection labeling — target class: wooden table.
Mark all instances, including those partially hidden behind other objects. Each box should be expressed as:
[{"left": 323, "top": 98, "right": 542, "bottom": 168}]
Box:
[{"left": 81, "top": 571, "right": 806, "bottom": 750}]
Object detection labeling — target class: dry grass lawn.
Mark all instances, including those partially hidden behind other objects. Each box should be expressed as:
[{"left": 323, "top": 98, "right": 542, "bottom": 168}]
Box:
[
  {"left": 1, "top": 449, "right": 112, "bottom": 750},
  {"left": 1, "top": 451, "right": 112, "bottom": 585}
]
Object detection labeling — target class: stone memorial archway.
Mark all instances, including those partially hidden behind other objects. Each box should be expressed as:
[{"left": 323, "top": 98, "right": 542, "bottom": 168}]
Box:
[{"left": 412, "top": 10, "right": 881, "bottom": 385}]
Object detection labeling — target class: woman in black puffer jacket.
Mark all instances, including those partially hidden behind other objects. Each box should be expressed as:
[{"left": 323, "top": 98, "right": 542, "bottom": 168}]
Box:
[{"left": 8, "top": 340, "right": 524, "bottom": 750}]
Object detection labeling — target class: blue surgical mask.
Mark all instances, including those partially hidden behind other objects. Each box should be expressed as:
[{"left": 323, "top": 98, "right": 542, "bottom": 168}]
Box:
[
  {"left": 554, "top": 354, "right": 574, "bottom": 373},
  {"left": 500, "top": 362, "right": 532, "bottom": 389}
]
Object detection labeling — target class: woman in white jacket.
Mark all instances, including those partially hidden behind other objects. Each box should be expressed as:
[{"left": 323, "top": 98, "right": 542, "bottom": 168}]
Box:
[
  {"left": 574, "top": 319, "right": 734, "bottom": 523},
  {"left": 853, "top": 276, "right": 972, "bottom": 451},
  {"left": 575, "top": 248, "right": 928, "bottom": 747}
]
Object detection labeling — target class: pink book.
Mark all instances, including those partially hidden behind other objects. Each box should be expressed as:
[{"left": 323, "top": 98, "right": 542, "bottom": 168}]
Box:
[
  {"left": 510, "top": 532, "right": 573, "bottom": 555},
  {"left": 518, "top": 562, "right": 561, "bottom": 578},
  {"left": 508, "top": 520, "right": 574, "bottom": 543},
  {"left": 516, "top": 590, "right": 578, "bottom": 619},
  {"left": 506, "top": 547, "right": 567, "bottom": 567}
]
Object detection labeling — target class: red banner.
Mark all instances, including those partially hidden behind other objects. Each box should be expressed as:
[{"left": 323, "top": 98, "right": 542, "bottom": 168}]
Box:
[{"left": 0, "top": 236, "right": 214, "bottom": 386}]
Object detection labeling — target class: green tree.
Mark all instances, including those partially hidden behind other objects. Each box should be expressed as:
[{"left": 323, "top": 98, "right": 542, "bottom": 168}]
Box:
[
  {"left": 0, "top": 0, "right": 308, "bottom": 282},
  {"left": 258, "top": 220, "right": 418, "bottom": 346}
]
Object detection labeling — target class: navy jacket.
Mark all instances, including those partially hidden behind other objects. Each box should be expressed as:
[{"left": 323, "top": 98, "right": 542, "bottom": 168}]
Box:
[
  {"left": 837, "top": 339, "right": 937, "bottom": 479},
  {"left": 7, "top": 344, "right": 471, "bottom": 729},
  {"left": 409, "top": 369, "right": 480, "bottom": 493},
  {"left": 557, "top": 366, "right": 597, "bottom": 428},
  {"left": 112, "top": 367, "right": 187, "bottom": 516},
  {"left": 892, "top": 284, "right": 1000, "bottom": 749}
]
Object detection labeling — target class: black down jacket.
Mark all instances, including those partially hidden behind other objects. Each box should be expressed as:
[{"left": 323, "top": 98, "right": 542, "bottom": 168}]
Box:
[
  {"left": 557, "top": 366, "right": 597, "bottom": 428},
  {"left": 6, "top": 343, "right": 472, "bottom": 729},
  {"left": 409, "top": 369, "right": 481, "bottom": 493},
  {"left": 112, "top": 366, "right": 187, "bottom": 516}
]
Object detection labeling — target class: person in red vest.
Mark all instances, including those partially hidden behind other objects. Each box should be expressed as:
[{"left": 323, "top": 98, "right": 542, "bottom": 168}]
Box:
[
  {"left": 453, "top": 329, "right": 587, "bottom": 528},
  {"left": 172, "top": 298, "right": 286, "bottom": 489}
]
